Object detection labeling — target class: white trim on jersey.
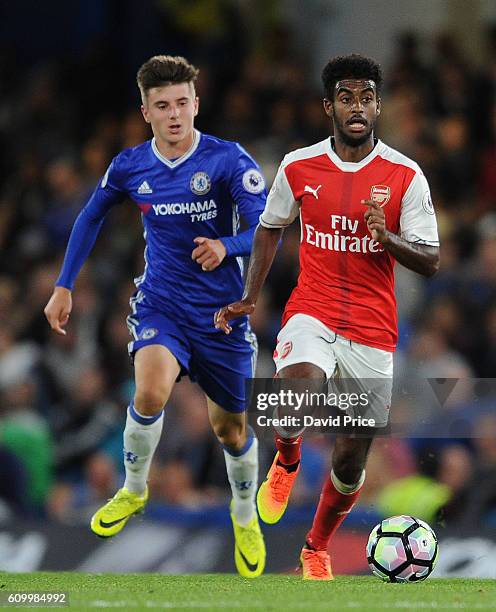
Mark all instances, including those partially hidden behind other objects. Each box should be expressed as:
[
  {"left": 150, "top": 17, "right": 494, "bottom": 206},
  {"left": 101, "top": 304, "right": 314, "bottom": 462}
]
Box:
[
  {"left": 327, "top": 137, "right": 384, "bottom": 172},
  {"left": 134, "top": 224, "right": 150, "bottom": 288},
  {"left": 244, "top": 326, "right": 258, "bottom": 377},
  {"left": 400, "top": 172, "right": 439, "bottom": 246},
  {"left": 126, "top": 290, "right": 145, "bottom": 346},
  {"left": 151, "top": 129, "right": 201, "bottom": 168},
  {"left": 259, "top": 156, "right": 300, "bottom": 228}
]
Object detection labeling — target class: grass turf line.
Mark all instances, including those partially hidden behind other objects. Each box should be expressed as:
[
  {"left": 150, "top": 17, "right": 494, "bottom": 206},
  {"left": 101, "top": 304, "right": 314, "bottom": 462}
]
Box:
[{"left": 0, "top": 574, "right": 495, "bottom": 611}]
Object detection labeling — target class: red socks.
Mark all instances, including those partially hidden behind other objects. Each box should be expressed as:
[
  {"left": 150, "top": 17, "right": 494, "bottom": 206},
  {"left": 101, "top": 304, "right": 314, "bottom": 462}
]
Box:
[
  {"left": 306, "top": 471, "right": 364, "bottom": 551},
  {"left": 275, "top": 435, "right": 302, "bottom": 466},
  {"left": 274, "top": 436, "right": 364, "bottom": 550}
]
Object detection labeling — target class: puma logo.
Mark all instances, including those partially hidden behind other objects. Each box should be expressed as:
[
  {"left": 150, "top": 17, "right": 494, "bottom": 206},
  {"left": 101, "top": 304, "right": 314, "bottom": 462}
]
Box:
[{"left": 304, "top": 184, "right": 322, "bottom": 199}]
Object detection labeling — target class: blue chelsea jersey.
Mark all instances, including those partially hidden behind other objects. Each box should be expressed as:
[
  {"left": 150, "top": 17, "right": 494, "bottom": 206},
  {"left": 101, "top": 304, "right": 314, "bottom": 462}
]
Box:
[{"left": 56, "top": 130, "right": 267, "bottom": 325}]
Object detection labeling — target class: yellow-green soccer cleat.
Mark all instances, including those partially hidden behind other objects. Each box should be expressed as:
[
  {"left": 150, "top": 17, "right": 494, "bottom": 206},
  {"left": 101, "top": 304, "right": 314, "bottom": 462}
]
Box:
[
  {"left": 230, "top": 503, "right": 266, "bottom": 578},
  {"left": 256, "top": 452, "right": 300, "bottom": 524},
  {"left": 90, "top": 487, "right": 148, "bottom": 538}
]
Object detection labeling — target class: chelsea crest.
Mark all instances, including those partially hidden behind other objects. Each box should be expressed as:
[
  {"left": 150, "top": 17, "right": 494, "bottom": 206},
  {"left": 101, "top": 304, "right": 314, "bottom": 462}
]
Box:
[{"left": 190, "top": 172, "right": 211, "bottom": 195}]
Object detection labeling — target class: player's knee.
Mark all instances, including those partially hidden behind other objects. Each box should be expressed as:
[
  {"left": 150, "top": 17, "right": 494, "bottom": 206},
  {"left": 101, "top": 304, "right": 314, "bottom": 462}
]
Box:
[
  {"left": 213, "top": 420, "right": 244, "bottom": 450},
  {"left": 134, "top": 387, "right": 169, "bottom": 416}
]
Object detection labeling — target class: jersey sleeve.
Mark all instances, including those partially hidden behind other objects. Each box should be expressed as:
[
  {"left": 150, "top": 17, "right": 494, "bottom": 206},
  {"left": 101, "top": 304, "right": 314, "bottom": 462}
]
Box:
[
  {"left": 220, "top": 143, "right": 267, "bottom": 257},
  {"left": 259, "top": 156, "right": 300, "bottom": 228},
  {"left": 56, "top": 154, "right": 128, "bottom": 289},
  {"left": 400, "top": 170, "right": 439, "bottom": 246}
]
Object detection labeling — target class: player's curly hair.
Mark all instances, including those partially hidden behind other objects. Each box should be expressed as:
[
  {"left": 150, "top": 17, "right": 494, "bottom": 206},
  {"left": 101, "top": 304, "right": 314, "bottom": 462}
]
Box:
[
  {"left": 137, "top": 55, "right": 199, "bottom": 98},
  {"left": 322, "top": 54, "right": 383, "bottom": 99}
]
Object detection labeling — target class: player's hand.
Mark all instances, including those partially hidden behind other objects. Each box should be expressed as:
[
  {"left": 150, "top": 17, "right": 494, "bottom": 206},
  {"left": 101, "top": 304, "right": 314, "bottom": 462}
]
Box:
[
  {"left": 214, "top": 299, "right": 255, "bottom": 334},
  {"left": 362, "top": 199, "right": 388, "bottom": 243},
  {"left": 44, "top": 286, "right": 72, "bottom": 336},
  {"left": 192, "top": 237, "right": 227, "bottom": 271}
]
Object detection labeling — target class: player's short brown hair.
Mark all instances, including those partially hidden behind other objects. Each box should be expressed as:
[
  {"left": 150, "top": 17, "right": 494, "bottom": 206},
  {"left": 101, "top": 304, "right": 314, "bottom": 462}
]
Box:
[
  {"left": 136, "top": 55, "right": 199, "bottom": 99},
  {"left": 322, "top": 54, "right": 383, "bottom": 100}
]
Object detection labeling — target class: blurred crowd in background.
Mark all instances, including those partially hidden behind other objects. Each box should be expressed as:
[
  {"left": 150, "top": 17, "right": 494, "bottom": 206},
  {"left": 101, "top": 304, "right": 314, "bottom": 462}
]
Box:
[{"left": 1, "top": 2, "right": 496, "bottom": 534}]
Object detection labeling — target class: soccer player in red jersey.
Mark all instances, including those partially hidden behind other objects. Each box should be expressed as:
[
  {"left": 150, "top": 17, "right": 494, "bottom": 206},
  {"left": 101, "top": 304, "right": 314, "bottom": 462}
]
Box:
[{"left": 215, "top": 54, "right": 440, "bottom": 580}]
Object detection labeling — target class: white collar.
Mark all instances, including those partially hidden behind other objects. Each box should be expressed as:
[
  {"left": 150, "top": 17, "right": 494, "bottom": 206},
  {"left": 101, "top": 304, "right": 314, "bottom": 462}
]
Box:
[
  {"left": 151, "top": 129, "right": 201, "bottom": 168},
  {"left": 326, "top": 137, "right": 384, "bottom": 172}
]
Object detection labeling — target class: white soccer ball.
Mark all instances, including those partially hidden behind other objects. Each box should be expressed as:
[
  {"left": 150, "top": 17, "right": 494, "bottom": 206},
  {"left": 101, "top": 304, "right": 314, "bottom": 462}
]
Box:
[{"left": 366, "top": 515, "right": 438, "bottom": 582}]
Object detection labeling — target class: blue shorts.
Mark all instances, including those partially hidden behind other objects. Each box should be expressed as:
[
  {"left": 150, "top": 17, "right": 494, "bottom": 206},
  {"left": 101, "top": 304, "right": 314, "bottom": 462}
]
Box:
[{"left": 127, "top": 291, "right": 257, "bottom": 413}]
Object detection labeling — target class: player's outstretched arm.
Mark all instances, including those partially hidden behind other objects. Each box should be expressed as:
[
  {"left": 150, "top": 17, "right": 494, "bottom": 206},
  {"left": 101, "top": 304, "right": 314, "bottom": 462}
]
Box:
[
  {"left": 215, "top": 225, "right": 282, "bottom": 333},
  {"left": 44, "top": 286, "right": 72, "bottom": 336},
  {"left": 363, "top": 199, "right": 440, "bottom": 276}
]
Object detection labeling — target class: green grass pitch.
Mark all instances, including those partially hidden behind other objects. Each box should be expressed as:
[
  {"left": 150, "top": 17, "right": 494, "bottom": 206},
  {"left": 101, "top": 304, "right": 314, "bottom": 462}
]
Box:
[{"left": 0, "top": 574, "right": 495, "bottom": 611}]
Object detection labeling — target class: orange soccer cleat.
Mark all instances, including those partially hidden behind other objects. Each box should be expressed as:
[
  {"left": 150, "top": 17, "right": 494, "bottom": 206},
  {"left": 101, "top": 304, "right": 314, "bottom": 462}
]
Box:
[
  {"left": 256, "top": 452, "right": 300, "bottom": 524},
  {"left": 300, "top": 547, "right": 334, "bottom": 581}
]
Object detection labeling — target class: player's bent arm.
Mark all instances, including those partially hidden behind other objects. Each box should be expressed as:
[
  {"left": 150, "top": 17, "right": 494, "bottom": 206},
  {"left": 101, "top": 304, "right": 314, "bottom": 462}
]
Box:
[
  {"left": 382, "top": 233, "right": 440, "bottom": 276},
  {"left": 214, "top": 225, "right": 283, "bottom": 333},
  {"left": 191, "top": 237, "right": 227, "bottom": 271},
  {"left": 364, "top": 198, "right": 439, "bottom": 276},
  {"left": 219, "top": 224, "right": 258, "bottom": 259},
  {"left": 193, "top": 223, "right": 260, "bottom": 272}
]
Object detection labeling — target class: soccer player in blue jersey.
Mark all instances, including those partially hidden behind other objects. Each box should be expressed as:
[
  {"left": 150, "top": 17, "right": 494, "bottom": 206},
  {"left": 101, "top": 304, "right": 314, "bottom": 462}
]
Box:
[{"left": 44, "top": 55, "right": 266, "bottom": 577}]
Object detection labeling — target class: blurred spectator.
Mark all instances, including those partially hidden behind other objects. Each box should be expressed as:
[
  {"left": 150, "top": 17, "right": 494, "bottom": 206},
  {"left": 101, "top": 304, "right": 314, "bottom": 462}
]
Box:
[
  {"left": 80, "top": 138, "right": 112, "bottom": 188},
  {"left": 42, "top": 157, "right": 92, "bottom": 250},
  {"left": 441, "top": 416, "right": 496, "bottom": 528},
  {"left": 430, "top": 32, "right": 473, "bottom": 118},
  {"left": 388, "top": 31, "right": 432, "bottom": 97},
  {"left": 0, "top": 378, "right": 53, "bottom": 514},
  {"left": 214, "top": 86, "right": 258, "bottom": 144},
  {"left": 435, "top": 115, "right": 477, "bottom": 209},
  {"left": 46, "top": 452, "right": 117, "bottom": 525},
  {"left": 50, "top": 366, "right": 122, "bottom": 481},
  {"left": 47, "top": 452, "right": 118, "bottom": 524},
  {"left": 0, "top": 448, "right": 29, "bottom": 515},
  {"left": 376, "top": 444, "right": 456, "bottom": 525},
  {"left": 477, "top": 105, "right": 496, "bottom": 215},
  {"left": 0, "top": 327, "right": 41, "bottom": 392},
  {"left": 152, "top": 460, "right": 215, "bottom": 508}
]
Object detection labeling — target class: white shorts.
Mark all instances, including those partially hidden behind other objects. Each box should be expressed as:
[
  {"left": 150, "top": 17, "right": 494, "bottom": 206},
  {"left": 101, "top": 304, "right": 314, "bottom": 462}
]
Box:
[{"left": 273, "top": 314, "right": 393, "bottom": 426}]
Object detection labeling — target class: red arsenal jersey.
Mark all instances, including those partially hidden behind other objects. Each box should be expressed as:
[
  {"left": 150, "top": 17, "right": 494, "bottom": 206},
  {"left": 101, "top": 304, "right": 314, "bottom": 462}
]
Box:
[{"left": 260, "top": 138, "right": 439, "bottom": 352}]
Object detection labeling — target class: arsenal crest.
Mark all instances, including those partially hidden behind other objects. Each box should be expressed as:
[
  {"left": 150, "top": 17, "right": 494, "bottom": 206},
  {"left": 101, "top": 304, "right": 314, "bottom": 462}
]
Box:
[
  {"left": 370, "top": 185, "right": 391, "bottom": 207},
  {"left": 280, "top": 341, "right": 293, "bottom": 359}
]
